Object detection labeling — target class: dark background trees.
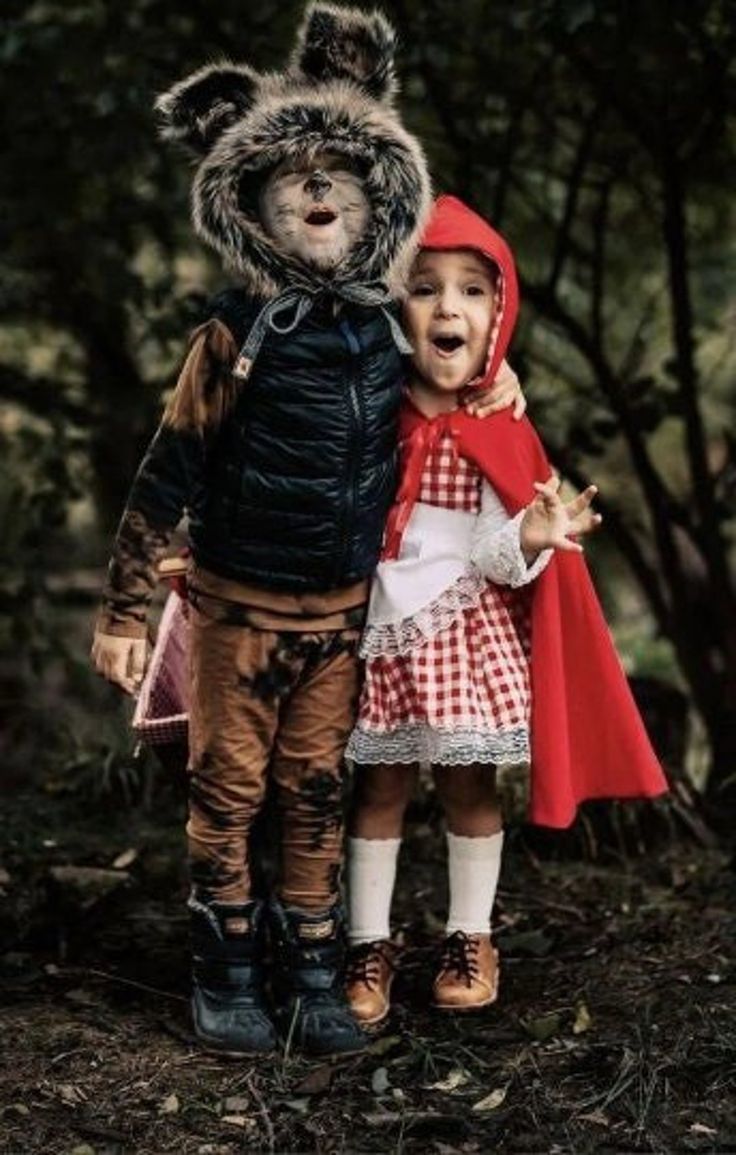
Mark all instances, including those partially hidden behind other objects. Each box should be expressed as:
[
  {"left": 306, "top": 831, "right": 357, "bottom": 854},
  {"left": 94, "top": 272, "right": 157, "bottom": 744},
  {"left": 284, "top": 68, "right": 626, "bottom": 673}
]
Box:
[{"left": 2, "top": 0, "right": 734, "bottom": 805}]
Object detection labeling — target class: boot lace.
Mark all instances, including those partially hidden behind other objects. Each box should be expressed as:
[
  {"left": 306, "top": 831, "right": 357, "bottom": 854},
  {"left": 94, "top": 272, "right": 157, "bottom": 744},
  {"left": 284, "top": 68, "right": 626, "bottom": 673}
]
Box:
[
  {"left": 439, "top": 931, "right": 481, "bottom": 986},
  {"left": 346, "top": 941, "right": 395, "bottom": 989}
]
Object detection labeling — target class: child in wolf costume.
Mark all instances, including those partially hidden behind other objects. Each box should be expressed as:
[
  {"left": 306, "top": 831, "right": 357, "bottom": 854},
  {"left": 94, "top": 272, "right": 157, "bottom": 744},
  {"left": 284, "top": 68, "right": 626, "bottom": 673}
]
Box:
[{"left": 91, "top": 4, "right": 523, "bottom": 1056}]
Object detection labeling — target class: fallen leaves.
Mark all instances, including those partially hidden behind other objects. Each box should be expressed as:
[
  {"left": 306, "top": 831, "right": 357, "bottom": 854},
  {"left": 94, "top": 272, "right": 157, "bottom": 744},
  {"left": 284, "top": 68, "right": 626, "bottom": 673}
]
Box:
[
  {"left": 220, "top": 1094, "right": 250, "bottom": 1114},
  {"left": 573, "top": 1000, "right": 593, "bottom": 1034},
  {"left": 59, "top": 1083, "right": 88, "bottom": 1107},
  {"left": 3, "top": 1103, "right": 30, "bottom": 1118},
  {"left": 111, "top": 847, "right": 139, "bottom": 870},
  {"left": 426, "top": 1068, "right": 471, "bottom": 1093},
  {"left": 577, "top": 1108, "right": 610, "bottom": 1127},
  {"left": 295, "top": 1064, "right": 333, "bottom": 1094},
  {"left": 371, "top": 1066, "right": 391, "bottom": 1095},
  {"left": 220, "top": 1114, "right": 255, "bottom": 1129},
  {"left": 523, "top": 1000, "right": 594, "bottom": 1042},
  {"left": 523, "top": 1011, "right": 563, "bottom": 1042},
  {"left": 365, "top": 1033, "right": 402, "bottom": 1057},
  {"left": 472, "top": 1086, "right": 508, "bottom": 1112}
]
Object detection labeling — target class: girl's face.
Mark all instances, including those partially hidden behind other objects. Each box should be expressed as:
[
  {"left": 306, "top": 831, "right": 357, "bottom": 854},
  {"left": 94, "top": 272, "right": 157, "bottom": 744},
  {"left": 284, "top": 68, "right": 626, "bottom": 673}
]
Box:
[{"left": 403, "top": 249, "right": 498, "bottom": 395}]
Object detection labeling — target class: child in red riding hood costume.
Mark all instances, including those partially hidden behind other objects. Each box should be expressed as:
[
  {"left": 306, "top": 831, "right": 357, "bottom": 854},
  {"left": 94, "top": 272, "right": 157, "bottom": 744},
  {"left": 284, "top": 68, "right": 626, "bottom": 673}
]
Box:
[{"left": 345, "top": 194, "right": 668, "bottom": 1026}]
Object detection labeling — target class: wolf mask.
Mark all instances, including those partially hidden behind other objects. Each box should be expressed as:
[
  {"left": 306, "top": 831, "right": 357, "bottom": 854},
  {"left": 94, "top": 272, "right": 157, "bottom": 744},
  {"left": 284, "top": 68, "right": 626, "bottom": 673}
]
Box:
[{"left": 155, "top": 2, "right": 432, "bottom": 300}]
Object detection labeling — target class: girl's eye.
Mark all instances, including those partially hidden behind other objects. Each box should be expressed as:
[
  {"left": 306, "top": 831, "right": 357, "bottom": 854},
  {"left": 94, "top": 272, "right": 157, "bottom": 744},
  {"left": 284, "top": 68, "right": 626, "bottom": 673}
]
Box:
[
  {"left": 410, "top": 284, "right": 435, "bottom": 297},
  {"left": 465, "top": 284, "right": 486, "bottom": 296}
]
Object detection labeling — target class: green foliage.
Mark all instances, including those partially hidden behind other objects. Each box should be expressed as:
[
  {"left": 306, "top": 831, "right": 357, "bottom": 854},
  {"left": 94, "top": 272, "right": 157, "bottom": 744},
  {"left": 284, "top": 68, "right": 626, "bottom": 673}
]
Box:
[
  {"left": 0, "top": 421, "right": 80, "bottom": 662},
  {"left": 2, "top": 0, "right": 735, "bottom": 789}
]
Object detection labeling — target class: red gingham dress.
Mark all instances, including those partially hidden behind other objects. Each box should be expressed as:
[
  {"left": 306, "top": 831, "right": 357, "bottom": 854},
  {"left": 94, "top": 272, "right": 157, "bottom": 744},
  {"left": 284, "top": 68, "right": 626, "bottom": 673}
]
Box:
[{"left": 346, "top": 434, "right": 532, "bottom": 767}]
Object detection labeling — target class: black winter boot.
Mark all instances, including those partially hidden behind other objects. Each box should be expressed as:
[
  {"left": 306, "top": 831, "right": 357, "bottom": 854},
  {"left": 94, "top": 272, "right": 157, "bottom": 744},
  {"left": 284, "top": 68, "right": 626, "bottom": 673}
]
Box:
[
  {"left": 189, "top": 896, "right": 276, "bottom": 1055},
  {"left": 270, "top": 900, "right": 367, "bottom": 1056}
]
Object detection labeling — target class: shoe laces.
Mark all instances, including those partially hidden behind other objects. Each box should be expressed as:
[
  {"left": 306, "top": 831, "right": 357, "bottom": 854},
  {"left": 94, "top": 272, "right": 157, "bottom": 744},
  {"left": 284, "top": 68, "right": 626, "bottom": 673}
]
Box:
[
  {"left": 346, "top": 941, "right": 395, "bottom": 989},
  {"left": 439, "top": 931, "right": 482, "bottom": 985}
]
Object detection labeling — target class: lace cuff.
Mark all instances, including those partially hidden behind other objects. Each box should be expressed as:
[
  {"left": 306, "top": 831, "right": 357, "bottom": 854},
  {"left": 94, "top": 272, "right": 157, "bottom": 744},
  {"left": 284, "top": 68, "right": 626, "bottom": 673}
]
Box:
[{"left": 472, "top": 510, "right": 551, "bottom": 588}]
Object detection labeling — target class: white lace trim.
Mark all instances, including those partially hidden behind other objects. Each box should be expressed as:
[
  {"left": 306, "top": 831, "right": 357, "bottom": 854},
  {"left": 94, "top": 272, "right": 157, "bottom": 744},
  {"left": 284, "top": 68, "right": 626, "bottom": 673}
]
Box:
[
  {"left": 346, "top": 723, "right": 530, "bottom": 767},
  {"left": 472, "top": 509, "right": 552, "bottom": 588},
  {"left": 360, "top": 568, "right": 487, "bottom": 658}
]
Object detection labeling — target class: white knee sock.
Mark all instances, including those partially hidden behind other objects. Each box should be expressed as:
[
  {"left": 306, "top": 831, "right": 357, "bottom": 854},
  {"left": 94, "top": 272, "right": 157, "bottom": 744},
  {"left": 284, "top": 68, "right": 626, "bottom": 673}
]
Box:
[
  {"left": 445, "top": 830, "right": 504, "bottom": 936},
  {"left": 347, "top": 836, "right": 401, "bottom": 945}
]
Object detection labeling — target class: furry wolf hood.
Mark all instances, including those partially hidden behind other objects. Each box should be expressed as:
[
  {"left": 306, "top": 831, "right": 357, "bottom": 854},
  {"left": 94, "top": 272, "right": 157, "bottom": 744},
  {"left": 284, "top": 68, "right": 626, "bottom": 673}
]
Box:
[{"left": 155, "top": 2, "right": 432, "bottom": 300}]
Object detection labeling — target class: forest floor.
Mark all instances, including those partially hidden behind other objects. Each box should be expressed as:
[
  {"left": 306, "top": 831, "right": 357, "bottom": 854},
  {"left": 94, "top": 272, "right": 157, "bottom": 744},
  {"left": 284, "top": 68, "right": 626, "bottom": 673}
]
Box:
[{"left": 1, "top": 778, "right": 735, "bottom": 1155}]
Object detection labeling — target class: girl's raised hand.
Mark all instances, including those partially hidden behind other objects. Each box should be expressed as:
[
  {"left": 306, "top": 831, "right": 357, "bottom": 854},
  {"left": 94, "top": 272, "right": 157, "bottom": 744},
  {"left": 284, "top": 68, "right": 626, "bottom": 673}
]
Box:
[{"left": 520, "top": 476, "right": 601, "bottom": 558}]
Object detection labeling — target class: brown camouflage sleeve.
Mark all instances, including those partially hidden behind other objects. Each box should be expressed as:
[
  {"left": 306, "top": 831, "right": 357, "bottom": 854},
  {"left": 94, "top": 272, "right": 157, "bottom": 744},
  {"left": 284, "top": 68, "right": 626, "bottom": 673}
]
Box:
[
  {"left": 96, "top": 510, "right": 172, "bottom": 638},
  {"left": 96, "top": 320, "right": 239, "bottom": 638}
]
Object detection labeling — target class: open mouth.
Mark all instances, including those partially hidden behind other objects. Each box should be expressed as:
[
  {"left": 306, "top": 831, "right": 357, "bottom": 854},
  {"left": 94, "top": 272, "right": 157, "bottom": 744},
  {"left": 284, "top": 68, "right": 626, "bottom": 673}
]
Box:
[
  {"left": 305, "top": 208, "right": 338, "bottom": 226},
  {"left": 432, "top": 335, "right": 465, "bottom": 354}
]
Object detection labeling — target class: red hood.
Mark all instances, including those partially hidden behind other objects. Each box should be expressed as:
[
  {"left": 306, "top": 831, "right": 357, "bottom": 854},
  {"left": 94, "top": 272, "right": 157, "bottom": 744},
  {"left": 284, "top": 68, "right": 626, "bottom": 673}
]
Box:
[{"left": 418, "top": 194, "right": 520, "bottom": 386}]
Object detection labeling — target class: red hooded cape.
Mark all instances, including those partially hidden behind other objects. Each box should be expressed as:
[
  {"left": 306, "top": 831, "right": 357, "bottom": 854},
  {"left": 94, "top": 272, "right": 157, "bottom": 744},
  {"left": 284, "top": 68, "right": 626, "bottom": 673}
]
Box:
[{"left": 384, "top": 195, "right": 667, "bottom": 827}]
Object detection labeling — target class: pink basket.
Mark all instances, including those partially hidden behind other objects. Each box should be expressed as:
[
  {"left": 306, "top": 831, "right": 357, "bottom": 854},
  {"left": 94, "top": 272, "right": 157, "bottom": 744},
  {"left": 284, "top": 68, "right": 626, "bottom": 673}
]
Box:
[{"left": 132, "top": 591, "right": 190, "bottom": 746}]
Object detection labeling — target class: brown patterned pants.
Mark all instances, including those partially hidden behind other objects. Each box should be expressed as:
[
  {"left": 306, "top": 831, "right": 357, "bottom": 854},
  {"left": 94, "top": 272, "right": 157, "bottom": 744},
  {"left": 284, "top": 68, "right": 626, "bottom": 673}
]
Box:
[{"left": 187, "top": 604, "right": 360, "bottom": 910}]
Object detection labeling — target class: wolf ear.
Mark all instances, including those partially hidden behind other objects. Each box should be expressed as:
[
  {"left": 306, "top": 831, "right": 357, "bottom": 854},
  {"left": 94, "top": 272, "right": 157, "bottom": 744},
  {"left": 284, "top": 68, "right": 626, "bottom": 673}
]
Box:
[
  {"left": 291, "top": 2, "right": 397, "bottom": 102},
  {"left": 155, "top": 62, "right": 260, "bottom": 155}
]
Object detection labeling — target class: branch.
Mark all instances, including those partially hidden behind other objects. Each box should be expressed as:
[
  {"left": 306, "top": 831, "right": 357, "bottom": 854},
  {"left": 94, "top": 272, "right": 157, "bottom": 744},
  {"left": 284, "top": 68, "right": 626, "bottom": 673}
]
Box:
[
  {"left": 523, "top": 278, "right": 693, "bottom": 610},
  {"left": 616, "top": 288, "right": 664, "bottom": 383},
  {"left": 660, "top": 146, "right": 736, "bottom": 614},
  {"left": 590, "top": 177, "right": 613, "bottom": 350},
  {"left": 391, "top": 0, "right": 478, "bottom": 199},
  {"left": 492, "top": 99, "right": 531, "bottom": 224},
  {"left": 547, "top": 99, "right": 606, "bottom": 296},
  {"left": 505, "top": 172, "right": 594, "bottom": 266}
]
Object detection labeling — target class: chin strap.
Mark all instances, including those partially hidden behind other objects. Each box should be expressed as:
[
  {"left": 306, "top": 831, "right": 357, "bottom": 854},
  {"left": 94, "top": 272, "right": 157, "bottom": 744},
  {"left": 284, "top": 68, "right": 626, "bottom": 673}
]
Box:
[{"left": 232, "top": 282, "right": 412, "bottom": 382}]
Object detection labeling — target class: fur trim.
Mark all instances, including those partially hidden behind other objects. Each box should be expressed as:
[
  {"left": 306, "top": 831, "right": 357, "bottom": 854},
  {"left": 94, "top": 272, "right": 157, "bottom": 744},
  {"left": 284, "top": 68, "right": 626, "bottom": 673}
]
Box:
[
  {"left": 290, "top": 2, "right": 398, "bottom": 104},
  {"left": 194, "top": 81, "right": 431, "bottom": 297},
  {"left": 158, "top": 7, "right": 431, "bottom": 297},
  {"left": 155, "top": 61, "right": 260, "bottom": 156}
]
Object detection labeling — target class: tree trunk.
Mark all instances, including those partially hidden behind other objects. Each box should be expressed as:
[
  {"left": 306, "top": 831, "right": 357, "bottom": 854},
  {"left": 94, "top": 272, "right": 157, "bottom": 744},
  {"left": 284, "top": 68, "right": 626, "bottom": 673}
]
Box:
[{"left": 82, "top": 330, "right": 158, "bottom": 534}]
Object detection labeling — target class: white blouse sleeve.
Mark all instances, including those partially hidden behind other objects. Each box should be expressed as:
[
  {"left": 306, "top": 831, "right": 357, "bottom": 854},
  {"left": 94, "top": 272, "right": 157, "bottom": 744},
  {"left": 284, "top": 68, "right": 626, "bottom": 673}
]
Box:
[{"left": 470, "top": 480, "right": 552, "bottom": 587}]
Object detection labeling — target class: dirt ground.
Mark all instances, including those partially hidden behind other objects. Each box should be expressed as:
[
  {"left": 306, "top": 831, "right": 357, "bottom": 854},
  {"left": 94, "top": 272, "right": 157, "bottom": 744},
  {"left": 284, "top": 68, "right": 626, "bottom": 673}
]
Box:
[{"left": 1, "top": 782, "right": 735, "bottom": 1155}]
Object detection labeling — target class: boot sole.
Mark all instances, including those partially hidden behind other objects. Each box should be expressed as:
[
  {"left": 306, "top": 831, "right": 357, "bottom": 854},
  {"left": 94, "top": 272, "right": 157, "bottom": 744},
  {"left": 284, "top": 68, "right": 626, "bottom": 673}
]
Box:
[
  {"left": 432, "top": 979, "right": 499, "bottom": 1013},
  {"left": 192, "top": 1003, "right": 276, "bottom": 1058},
  {"left": 359, "top": 1011, "right": 390, "bottom": 1030},
  {"left": 432, "top": 993, "right": 498, "bottom": 1012},
  {"left": 194, "top": 1028, "right": 277, "bottom": 1058}
]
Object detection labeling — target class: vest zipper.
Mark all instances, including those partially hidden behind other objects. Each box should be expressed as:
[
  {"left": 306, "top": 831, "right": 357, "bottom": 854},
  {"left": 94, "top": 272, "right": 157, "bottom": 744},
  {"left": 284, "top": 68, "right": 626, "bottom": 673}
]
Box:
[{"left": 336, "top": 318, "right": 364, "bottom": 583}]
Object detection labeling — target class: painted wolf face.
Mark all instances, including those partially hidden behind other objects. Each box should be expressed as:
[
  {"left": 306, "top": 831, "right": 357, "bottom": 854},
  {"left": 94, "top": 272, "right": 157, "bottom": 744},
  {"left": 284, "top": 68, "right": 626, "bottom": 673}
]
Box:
[{"left": 259, "top": 151, "right": 370, "bottom": 270}]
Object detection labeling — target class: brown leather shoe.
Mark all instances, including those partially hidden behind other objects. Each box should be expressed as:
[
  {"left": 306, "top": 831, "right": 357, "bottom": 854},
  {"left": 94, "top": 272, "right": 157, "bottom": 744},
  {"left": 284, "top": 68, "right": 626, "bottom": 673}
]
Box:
[
  {"left": 345, "top": 940, "right": 398, "bottom": 1026},
  {"left": 432, "top": 931, "right": 499, "bottom": 1011}
]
